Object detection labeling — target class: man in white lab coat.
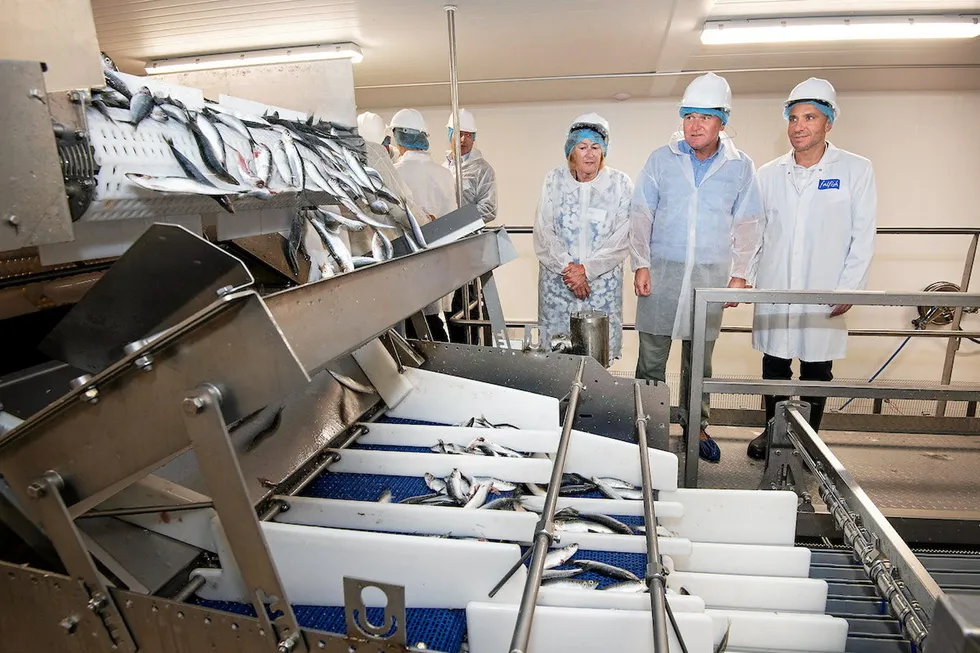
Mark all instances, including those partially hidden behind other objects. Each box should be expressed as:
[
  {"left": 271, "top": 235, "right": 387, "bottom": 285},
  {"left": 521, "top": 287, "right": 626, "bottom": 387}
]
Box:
[{"left": 747, "top": 78, "right": 877, "bottom": 460}]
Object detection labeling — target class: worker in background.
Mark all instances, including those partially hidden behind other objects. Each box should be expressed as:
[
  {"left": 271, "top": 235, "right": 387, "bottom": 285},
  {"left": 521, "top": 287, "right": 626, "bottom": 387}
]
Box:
[
  {"left": 533, "top": 113, "right": 633, "bottom": 364},
  {"left": 390, "top": 108, "right": 457, "bottom": 342},
  {"left": 629, "top": 72, "right": 763, "bottom": 464},
  {"left": 746, "top": 78, "right": 877, "bottom": 460},
  {"left": 444, "top": 108, "right": 499, "bottom": 343},
  {"left": 357, "top": 111, "right": 394, "bottom": 159}
]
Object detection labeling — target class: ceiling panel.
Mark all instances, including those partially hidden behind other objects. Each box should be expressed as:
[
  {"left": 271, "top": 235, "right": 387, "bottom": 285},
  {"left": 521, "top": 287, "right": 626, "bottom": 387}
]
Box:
[{"left": 710, "top": 0, "right": 980, "bottom": 17}]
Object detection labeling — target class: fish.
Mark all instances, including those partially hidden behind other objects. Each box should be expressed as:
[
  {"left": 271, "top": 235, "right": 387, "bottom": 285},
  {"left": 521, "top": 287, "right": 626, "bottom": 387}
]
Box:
[
  {"left": 211, "top": 109, "right": 254, "bottom": 144},
  {"left": 300, "top": 152, "right": 335, "bottom": 192},
  {"left": 423, "top": 473, "right": 446, "bottom": 493},
  {"left": 601, "top": 580, "right": 648, "bottom": 593},
  {"left": 125, "top": 173, "right": 237, "bottom": 196},
  {"left": 572, "top": 513, "right": 634, "bottom": 536},
  {"left": 480, "top": 497, "right": 524, "bottom": 511},
  {"left": 233, "top": 150, "right": 265, "bottom": 189},
  {"left": 471, "top": 477, "right": 516, "bottom": 493},
  {"left": 150, "top": 105, "right": 169, "bottom": 123},
  {"left": 596, "top": 478, "right": 637, "bottom": 490},
  {"left": 419, "top": 494, "right": 459, "bottom": 507},
  {"left": 283, "top": 211, "right": 307, "bottom": 277},
  {"left": 103, "top": 68, "right": 132, "bottom": 99},
  {"left": 253, "top": 143, "right": 273, "bottom": 186},
  {"left": 272, "top": 141, "right": 295, "bottom": 187},
  {"left": 316, "top": 206, "right": 368, "bottom": 232},
  {"left": 338, "top": 196, "right": 399, "bottom": 231},
  {"left": 351, "top": 256, "right": 378, "bottom": 269},
  {"left": 543, "top": 543, "right": 579, "bottom": 570},
  {"left": 399, "top": 492, "right": 443, "bottom": 505},
  {"left": 542, "top": 579, "right": 598, "bottom": 590},
  {"left": 715, "top": 620, "right": 731, "bottom": 653},
  {"left": 369, "top": 200, "right": 390, "bottom": 215},
  {"left": 446, "top": 469, "right": 467, "bottom": 504},
  {"left": 307, "top": 214, "right": 354, "bottom": 274},
  {"left": 555, "top": 520, "right": 615, "bottom": 534},
  {"left": 541, "top": 567, "right": 586, "bottom": 580},
  {"left": 522, "top": 483, "right": 547, "bottom": 497},
  {"left": 235, "top": 405, "right": 284, "bottom": 452},
  {"left": 464, "top": 483, "right": 490, "bottom": 509},
  {"left": 377, "top": 489, "right": 393, "bottom": 504},
  {"left": 571, "top": 560, "right": 641, "bottom": 582},
  {"left": 342, "top": 147, "right": 376, "bottom": 192},
  {"left": 363, "top": 166, "right": 386, "bottom": 191},
  {"left": 375, "top": 185, "right": 402, "bottom": 204},
  {"left": 591, "top": 477, "right": 625, "bottom": 500},
  {"left": 159, "top": 102, "right": 189, "bottom": 125},
  {"left": 558, "top": 483, "right": 599, "bottom": 496},
  {"left": 468, "top": 437, "right": 525, "bottom": 459},
  {"left": 129, "top": 87, "right": 154, "bottom": 128},
  {"left": 95, "top": 89, "right": 130, "bottom": 109},
  {"left": 188, "top": 113, "right": 239, "bottom": 186},
  {"left": 327, "top": 369, "right": 374, "bottom": 394},
  {"left": 91, "top": 98, "right": 117, "bottom": 125},
  {"left": 280, "top": 131, "right": 305, "bottom": 189},
  {"left": 371, "top": 227, "right": 394, "bottom": 261},
  {"left": 616, "top": 489, "right": 644, "bottom": 501},
  {"left": 404, "top": 204, "right": 429, "bottom": 247}
]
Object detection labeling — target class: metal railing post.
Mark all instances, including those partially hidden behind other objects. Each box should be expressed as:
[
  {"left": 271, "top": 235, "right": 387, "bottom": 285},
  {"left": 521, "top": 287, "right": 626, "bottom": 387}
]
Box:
[
  {"left": 686, "top": 289, "right": 710, "bottom": 487},
  {"left": 936, "top": 232, "right": 978, "bottom": 417}
]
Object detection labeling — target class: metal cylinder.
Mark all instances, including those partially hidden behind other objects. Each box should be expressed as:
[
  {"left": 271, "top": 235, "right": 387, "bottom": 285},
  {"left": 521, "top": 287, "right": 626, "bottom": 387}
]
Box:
[{"left": 570, "top": 310, "right": 609, "bottom": 367}]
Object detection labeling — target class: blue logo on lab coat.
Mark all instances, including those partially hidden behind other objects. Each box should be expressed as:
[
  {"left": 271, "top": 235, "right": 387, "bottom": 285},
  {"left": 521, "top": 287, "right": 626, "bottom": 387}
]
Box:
[{"left": 818, "top": 179, "right": 841, "bottom": 190}]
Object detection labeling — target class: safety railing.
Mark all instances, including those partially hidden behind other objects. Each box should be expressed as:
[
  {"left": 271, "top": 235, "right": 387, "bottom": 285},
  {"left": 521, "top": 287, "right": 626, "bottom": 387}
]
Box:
[{"left": 684, "top": 288, "right": 980, "bottom": 488}]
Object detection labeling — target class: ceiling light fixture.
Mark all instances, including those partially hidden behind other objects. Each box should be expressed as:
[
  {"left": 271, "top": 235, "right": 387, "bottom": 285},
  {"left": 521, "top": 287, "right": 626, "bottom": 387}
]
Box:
[
  {"left": 701, "top": 15, "right": 980, "bottom": 45},
  {"left": 145, "top": 42, "right": 363, "bottom": 75}
]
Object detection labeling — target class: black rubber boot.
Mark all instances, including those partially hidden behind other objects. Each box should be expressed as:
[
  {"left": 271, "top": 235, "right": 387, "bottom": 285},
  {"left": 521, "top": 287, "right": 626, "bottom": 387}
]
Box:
[
  {"left": 803, "top": 396, "right": 827, "bottom": 431},
  {"left": 746, "top": 426, "right": 768, "bottom": 460}
]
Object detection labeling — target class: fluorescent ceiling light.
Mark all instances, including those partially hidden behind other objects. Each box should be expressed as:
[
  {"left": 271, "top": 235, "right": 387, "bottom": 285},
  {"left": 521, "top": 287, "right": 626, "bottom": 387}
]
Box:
[
  {"left": 146, "top": 42, "right": 363, "bottom": 75},
  {"left": 701, "top": 15, "right": 980, "bottom": 45}
]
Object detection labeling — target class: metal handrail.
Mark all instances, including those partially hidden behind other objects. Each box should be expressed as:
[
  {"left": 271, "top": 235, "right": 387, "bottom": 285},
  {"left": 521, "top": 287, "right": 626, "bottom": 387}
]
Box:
[{"left": 493, "top": 226, "right": 980, "bottom": 236}]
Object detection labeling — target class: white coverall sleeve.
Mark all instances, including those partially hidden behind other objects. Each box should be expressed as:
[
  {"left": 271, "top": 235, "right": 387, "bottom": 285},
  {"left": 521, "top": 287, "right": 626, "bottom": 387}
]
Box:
[
  {"left": 730, "top": 159, "right": 765, "bottom": 284},
  {"left": 533, "top": 174, "right": 574, "bottom": 276},
  {"left": 473, "top": 164, "right": 498, "bottom": 223},
  {"left": 628, "top": 158, "right": 658, "bottom": 271},
  {"left": 582, "top": 175, "right": 635, "bottom": 281},
  {"left": 836, "top": 163, "right": 877, "bottom": 290}
]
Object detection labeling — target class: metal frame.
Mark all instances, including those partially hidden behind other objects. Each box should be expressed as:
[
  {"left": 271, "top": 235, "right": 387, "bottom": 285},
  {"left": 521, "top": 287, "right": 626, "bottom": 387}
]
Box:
[{"left": 685, "top": 288, "right": 980, "bottom": 487}]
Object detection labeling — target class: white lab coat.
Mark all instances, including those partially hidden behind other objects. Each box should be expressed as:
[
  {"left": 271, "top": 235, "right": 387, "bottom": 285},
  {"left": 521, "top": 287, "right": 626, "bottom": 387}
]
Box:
[
  {"left": 395, "top": 150, "right": 458, "bottom": 314},
  {"left": 445, "top": 149, "right": 498, "bottom": 223},
  {"left": 629, "top": 132, "right": 764, "bottom": 340},
  {"left": 752, "top": 143, "right": 877, "bottom": 361}
]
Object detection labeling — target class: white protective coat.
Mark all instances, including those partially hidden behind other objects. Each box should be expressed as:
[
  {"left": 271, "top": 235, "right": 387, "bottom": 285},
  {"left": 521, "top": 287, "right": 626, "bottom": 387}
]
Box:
[
  {"left": 752, "top": 143, "right": 877, "bottom": 361},
  {"left": 533, "top": 165, "right": 634, "bottom": 359},
  {"left": 445, "top": 149, "right": 498, "bottom": 223},
  {"left": 629, "top": 132, "right": 763, "bottom": 340}
]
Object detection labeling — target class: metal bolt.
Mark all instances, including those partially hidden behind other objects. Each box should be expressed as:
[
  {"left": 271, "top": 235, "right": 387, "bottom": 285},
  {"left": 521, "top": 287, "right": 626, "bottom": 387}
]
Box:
[
  {"left": 183, "top": 395, "right": 207, "bottom": 414},
  {"left": 216, "top": 285, "right": 235, "bottom": 297},
  {"left": 87, "top": 593, "right": 108, "bottom": 612},
  {"left": 27, "top": 482, "right": 47, "bottom": 499},
  {"left": 59, "top": 615, "right": 79, "bottom": 634},
  {"left": 277, "top": 634, "right": 298, "bottom": 653},
  {"left": 134, "top": 355, "right": 154, "bottom": 372},
  {"left": 28, "top": 88, "right": 46, "bottom": 103},
  {"left": 67, "top": 90, "right": 83, "bottom": 104},
  {"left": 73, "top": 130, "right": 86, "bottom": 141}
]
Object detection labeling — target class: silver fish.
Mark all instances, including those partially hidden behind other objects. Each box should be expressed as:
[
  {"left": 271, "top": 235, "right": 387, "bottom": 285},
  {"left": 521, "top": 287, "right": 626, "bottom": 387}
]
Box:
[
  {"left": 282, "top": 131, "right": 305, "bottom": 189},
  {"left": 351, "top": 256, "right": 378, "bottom": 269},
  {"left": 342, "top": 147, "right": 375, "bottom": 192},
  {"left": 316, "top": 207, "right": 368, "bottom": 232},
  {"left": 339, "top": 197, "right": 399, "bottom": 230},
  {"left": 194, "top": 111, "right": 226, "bottom": 167},
  {"left": 96, "top": 89, "right": 130, "bottom": 109},
  {"left": 363, "top": 166, "right": 386, "bottom": 191},
  {"left": 160, "top": 103, "right": 189, "bottom": 124},
  {"left": 616, "top": 489, "right": 644, "bottom": 501},
  {"left": 420, "top": 494, "right": 459, "bottom": 507},
  {"left": 125, "top": 173, "right": 236, "bottom": 196},
  {"left": 300, "top": 152, "right": 334, "bottom": 192},
  {"left": 327, "top": 369, "right": 374, "bottom": 394},
  {"left": 480, "top": 497, "right": 524, "bottom": 511},
  {"left": 423, "top": 473, "right": 446, "bottom": 493},
  {"left": 555, "top": 520, "right": 615, "bottom": 534},
  {"left": 369, "top": 199, "right": 390, "bottom": 215},
  {"left": 164, "top": 138, "right": 235, "bottom": 214},
  {"left": 129, "top": 87, "right": 154, "bottom": 128},
  {"left": 212, "top": 110, "right": 253, "bottom": 143},
  {"left": 471, "top": 477, "right": 516, "bottom": 493},
  {"left": 543, "top": 543, "right": 579, "bottom": 570},
  {"left": 253, "top": 143, "right": 273, "bottom": 186},
  {"left": 573, "top": 513, "right": 634, "bottom": 536},
  {"left": 447, "top": 469, "right": 467, "bottom": 504},
  {"left": 371, "top": 227, "right": 394, "bottom": 262},
  {"left": 307, "top": 215, "right": 354, "bottom": 274},
  {"left": 591, "top": 477, "right": 625, "bottom": 500},
  {"left": 399, "top": 492, "right": 443, "bottom": 505},
  {"left": 542, "top": 567, "right": 585, "bottom": 580},
  {"left": 377, "top": 489, "right": 393, "bottom": 504},
  {"left": 523, "top": 483, "right": 547, "bottom": 497},
  {"left": 150, "top": 105, "right": 169, "bottom": 123},
  {"left": 272, "top": 143, "right": 294, "bottom": 187},
  {"left": 596, "top": 478, "right": 637, "bottom": 490},
  {"left": 233, "top": 149, "right": 265, "bottom": 189},
  {"left": 601, "top": 580, "right": 648, "bottom": 593},
  {"left": 103, "top": 68, "right": 132, "bottom": 99},
  {"left": 189, "top": 113, "right": 238, "bottom": 185},
  {"left": 464, "top": 483, "right": 490, "bottom": 509},
  {"left": 375, "top": 185, "right": 402, "bottom": 205},
  {"left": 571, "top": 560, "right": 640, "bottom": 582},
  {"left": 404, "top": 204, "right": 428, "bottom": 247},
  {"left": 468, "top": 438, "right": 524, "bottom": 459},
  {"left": 542, "top": 579, "right": 598, "bottom": 590},
  {"left": 91, "top": 98, "right": 117, "bottom": 125}
]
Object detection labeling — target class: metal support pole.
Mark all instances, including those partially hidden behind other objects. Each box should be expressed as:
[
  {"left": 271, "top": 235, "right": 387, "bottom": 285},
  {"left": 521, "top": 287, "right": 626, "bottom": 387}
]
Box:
[
  {"left": 685, "top": 290, "right": 709, "bottom": 487},
  {"left": 462, "top": 282, "right": 472, "bottom": 345},
  {"left": 634, "top": 384, "right": 670, "bottom": 653},
  {"left": 936, "top": 232, "right": 978, "bottom": 417},
  {"left": 509, "top": 360, "right": 586, "bottom": 653},
  {"left": 445, "top": 4, "right": 464, "bottom": 208}
]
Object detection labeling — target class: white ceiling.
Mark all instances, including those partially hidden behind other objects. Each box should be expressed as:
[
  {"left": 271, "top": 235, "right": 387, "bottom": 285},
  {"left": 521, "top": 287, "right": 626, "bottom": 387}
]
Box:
[{"left": 94, "top": 0, "right": 980, "bottom": 108}]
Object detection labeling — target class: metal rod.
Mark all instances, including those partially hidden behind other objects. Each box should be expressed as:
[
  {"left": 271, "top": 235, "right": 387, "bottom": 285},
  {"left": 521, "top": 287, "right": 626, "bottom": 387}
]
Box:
[
  {"left": 354, "top": 63, "right": 980, "bottom": 91},
  {"left": 685, "top": 291, "right": 709, "bottom": 487},
  {"left": 462, "top": 281, "right": 472, "bottom": 345},
  {"left": 172, "top": 575, "right": 206, "bottom": 603},
  {"left": 634, "top": 383, "right": 670, "bottom": 653},
  {"left": 445, "top": 4, "right": 464, "bottom": 209},
  {"left": 702, "top": 378, "right": 980, "bottom": 401},
  {"left": 78, "top": 501, "right": 214, "bottom": 519},
  {"left": 509, "top": 360, "right": 586, "bottom": 653},
  {"left": 937, "top": 232, "right": 979, "bottom": 417},
  {"left": 499, "top": 225, "right": 980, "bottom": 236}
]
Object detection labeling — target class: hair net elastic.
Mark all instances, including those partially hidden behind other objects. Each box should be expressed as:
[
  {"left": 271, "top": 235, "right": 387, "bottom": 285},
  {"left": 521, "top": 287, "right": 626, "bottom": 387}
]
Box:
[
  {"left": 679, "top": 107, "right": 730, "bottom": 125},
  {"left": 447, "top": 127, "right": 477, "bottom": 141},
  {"left": 784, "top": 100, "right": 835, "bottom": 124},
  {"left": 393, "top": 127, "right": 430, "bottom": 151},
  {"left": 564, "top": 128, "right": 607, "bottom": 158}
]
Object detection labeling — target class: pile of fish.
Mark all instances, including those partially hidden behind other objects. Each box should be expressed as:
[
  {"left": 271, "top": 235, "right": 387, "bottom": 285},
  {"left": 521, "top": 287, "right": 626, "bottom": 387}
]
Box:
[
  {"left": 385, "top": 469, "right": 516, "bottom": 509},
  {"left": 542, "top": 543, "right": 648, "bottom": 593},
  {"left": 91, "top": 67, "right": 429, "bottom": 278}
]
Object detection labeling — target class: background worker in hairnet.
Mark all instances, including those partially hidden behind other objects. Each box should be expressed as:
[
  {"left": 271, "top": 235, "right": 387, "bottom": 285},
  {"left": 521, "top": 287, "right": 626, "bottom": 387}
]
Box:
[
  {"left": 390, "top": 108, "right": 458, "bottom": 342},
  {"left": 629, "top": 72, "right": 763, "bottom": 463},
  {"left": 534, "top": 113, "right": 633, "bottom": 363},
  {"left": 444, "top": 108, "right": 499, "bottom": 342},
  {"left": 746, "top": 78, "right": 877, "bottom": 461}
]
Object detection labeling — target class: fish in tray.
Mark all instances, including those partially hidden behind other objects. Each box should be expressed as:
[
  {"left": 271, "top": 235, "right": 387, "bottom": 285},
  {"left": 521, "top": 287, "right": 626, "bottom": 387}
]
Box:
[{"left": 400, "top": 468, "right": 508, "bottom": 509}]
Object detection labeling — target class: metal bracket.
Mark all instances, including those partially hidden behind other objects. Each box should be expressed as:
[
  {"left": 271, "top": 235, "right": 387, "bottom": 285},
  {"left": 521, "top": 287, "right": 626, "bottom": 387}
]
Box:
[
  {"left": 760, "top": 400, "right": 812, "bottom": 511},
  {"left": 26, "top": 471, "right": 137, "bottom": 652},
  {"left": 181, "top": 384, "right": 308, "bottom": 653},
  {"left": 479, "top": 271, "right": 511, "bottom": 349},
  {"left": 342, "top": 577, "right": 407, "bottom": 647},
  {"left": 408, "top": 311, "right": 433, "bottom": 342}
]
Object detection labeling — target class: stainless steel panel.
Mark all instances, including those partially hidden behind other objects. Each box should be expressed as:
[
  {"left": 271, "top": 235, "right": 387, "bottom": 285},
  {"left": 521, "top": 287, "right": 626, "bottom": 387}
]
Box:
[
  {"left": 0, "top": 60, "right": 73, "bottom": 251},
  {"left": 927, "top": 593, "right": 980, "bottom": 653}
]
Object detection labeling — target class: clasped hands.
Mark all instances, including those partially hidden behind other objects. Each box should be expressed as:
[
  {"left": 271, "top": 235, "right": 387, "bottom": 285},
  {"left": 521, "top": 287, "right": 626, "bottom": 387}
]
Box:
[
  {"left": 633, "top": 269, "right": 750, "bottom": 307},
  {"left": 562, "top": 263, "right": 590, "bottom": 300}
]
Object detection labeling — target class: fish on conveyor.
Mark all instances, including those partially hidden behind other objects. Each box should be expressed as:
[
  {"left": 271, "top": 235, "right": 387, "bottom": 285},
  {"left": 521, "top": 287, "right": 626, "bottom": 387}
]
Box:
[
  {"left": 351, "top": 256, "right": 378, "bottom": 269},
  {"left": 571, "top": 559, "right": 641, "bottom": 582},
  {"left": 363, "top": 166, "right": 386, "bottom": 191},
  {"left": 467, "top": 437, "right": 524, "bottom": 459},
  {"left": 129, "top": 86, "right": 154, "bottom": 129},
  {"left": 558, "top": 483, "right": 599, "bottom": 496},
  {"left": 377, "top": 489, "right": 393, "bottom": 504},
  {"left": 91, "top": 98, "right": 117, "bottom": 125},
  {"left": 342, "top": 147, "right": 376, "bottom": 192},
  {"left": 572, "top": 512, "right": 635, "bottom": 536},
  {"left": 103, "top": 68, "right": 132, "bottom": 99},
  {"left": 543, "top": 543, "right": 579, "bottom": 570},
  {"left": 188, "top": 112, "right": 239, "bottom": 186},
  {"left": 95, "top": 88, "right": 131, "bottom": 109},
  {"left": 419, "top": 494, "right": 459, "bottom": 507},
  {"left": 464, "top": 483, "right": 490, "bottom": 509},
  {"left": 233, "top": 150, "right": 265, "bottom": 189},
  {"left": 601, "top": 580, "right": 648, "bottom": 593},
  {"left": 125, "top": 173, "right": 238, "bottom": 196},
  {"left": 315, "top": 206, "right": 367, "bottom": 232},
  {"left": 370, "top": 227, "right": 394, "bottom": 262},
  {"left": 399, "top": 493, "right": 444, "bottom": 505},
  {"left": 596, "top": 477, "right": 637, "bottom": 490},
  {"left": 542, "top": 579, "right": 598, "bottom": 590},
  {"left": 541, "top": 567, "right": 586, "bottom": 581},
  {"left": 210, "top": 109, "right": 254, "bottom": 144},
  {"left": 480, "top": 497, "right": 524, "bottom": 511},
  {"left": 307, "top": 214, "right": 354, "bottom": 274},
  {"left": 471, "top": 477, "right": 516, "bottom": 493},
  {"left": 369, "top": 200, "right": 390, "bottom": 215},
  {"left": 327, "top": 369, "right": 374, "bottom": 394},
  {"left": 592, "top": 476, "right": 628, "bottom": 500},
  {"left": 283, "top": 211, "right": 306, "bottom": 277},
  {"left": 424, "top": 473, "right": 447, "bottom": 493},
  {"left": 446, "top": 469, "right": 468, "bottom": 504},
  {"left": 159, "top": 102, "right": 190, "bottom": 125},
  {"left": 555, "top": 520, "right": 614, "bottom": 534},
  {"left": 150, "top": 105, "right": 169, "bottom": 123},
  {"left": 280, "top": 131, "right": 305, "bottom": 190}
]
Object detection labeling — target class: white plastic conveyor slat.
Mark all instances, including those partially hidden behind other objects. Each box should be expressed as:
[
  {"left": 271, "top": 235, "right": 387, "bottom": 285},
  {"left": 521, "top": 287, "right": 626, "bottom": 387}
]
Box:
[
  {"left": 674, "top": 542, "right": 812, "bottom": 578},
  {"left": 327, "top": 449, "right": 554, "bottom": 482},
  {"left": 659, "top": 488, "right": 799, "bottom": 545},
  {"left": 666, "top": 571, "right": 828, "bottom": 613},
  {"left": 706, "top": 609, "right": 849, "bottom": 652},
  {"left": 517, "top": 496, "right": 684, "bottom": 519}
]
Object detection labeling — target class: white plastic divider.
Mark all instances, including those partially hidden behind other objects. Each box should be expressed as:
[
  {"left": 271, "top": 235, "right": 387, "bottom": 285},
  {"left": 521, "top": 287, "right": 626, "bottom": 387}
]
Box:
[
  {"left": 674, "top": 542, "right": 812, "bottom": 578},
  {"left": 658, "top": 489, "right": 799, "bottom": 545},
  {"left": 666, "top": 571, "right": 828, "bottom": 613},
  {"left": 198, "top": 520, "right": 527, "bottom": 608},
  {"left": 466, "top": 602, "right": 714, "bottom": 653},
  {"left": 358, "top": 423, "right": 560, "bottom": 450},
  {"left": 386, "top": 368, "right": 560, "bottom": 430},
  {"left": 536, "top": 587, "right": 706, "bottom": 614},
  {"left": 327, "top": 449, "right": 555, "bottom": 482},
  {"left": 351, "top": 339, "right": 415, "bottom": 409},
  {"left": 273, "top": 497, "right": 693, "bottom": 556},
  {"left": 518, "top": 496, "right": 684, "bottom": 519},
  {"left": 705, "top": 609, "right": 849, "bottom": 653}
]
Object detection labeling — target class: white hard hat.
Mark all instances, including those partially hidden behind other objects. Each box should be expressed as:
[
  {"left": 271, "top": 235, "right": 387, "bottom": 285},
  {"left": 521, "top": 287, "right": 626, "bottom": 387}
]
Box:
[
  {"left": 568, "top": 112, "right": 610, "bottom": 142},
  {"left": 447, "top": 108, "right": 478, "bottom": 133},
  {"left": 389, "top": 108, "right": 428, "bottom": 133},
  {"left": 785, "top": 77, "right": 840, "bottom": 120},
  {"left": 680, "top": 72, "right": 732, "bottom": 112},
  {"left": 357, "top": 112, "right": 387, "bottom": 145}
]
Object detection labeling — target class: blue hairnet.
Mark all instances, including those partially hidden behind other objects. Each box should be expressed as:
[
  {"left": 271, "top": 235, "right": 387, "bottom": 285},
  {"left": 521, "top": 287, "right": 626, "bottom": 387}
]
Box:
[
  {"left": 564, "top": 128, "right": 607, "bottom": 158},
  {"left": 783, "top": 100, "right": 835, "bottom": 124},
  {"left": 447, "top": 127, "right": 477, "bottom": 141},
  {"left": 679, "top": 107, "right": 730, "bottom": 125},
  {"left": 393, "top": 127, "right": 429, "bottom": 151}
]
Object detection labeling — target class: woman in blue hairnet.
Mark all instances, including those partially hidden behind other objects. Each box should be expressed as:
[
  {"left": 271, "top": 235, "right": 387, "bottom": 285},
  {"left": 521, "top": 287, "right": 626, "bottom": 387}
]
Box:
[{"left": 533, "top": 113, "right": 634, "bottom": 363}]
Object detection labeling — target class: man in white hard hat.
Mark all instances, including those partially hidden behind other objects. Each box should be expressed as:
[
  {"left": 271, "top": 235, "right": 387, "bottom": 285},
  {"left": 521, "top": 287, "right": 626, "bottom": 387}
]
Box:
[
  {"left": 746, "top": 78, "right": 877, "bottom": 460},
  {"left": 389, "top": 108, "right": 457, "bottom": 342},
  {"left": 357, "top": 111, "right": 393, "bottom": 158},
  {"left": 444, "top": 108, "right": 499, "bottom": 342},
  {"left": 629, "top": 72, "right": 764, "bottom": 463}
]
